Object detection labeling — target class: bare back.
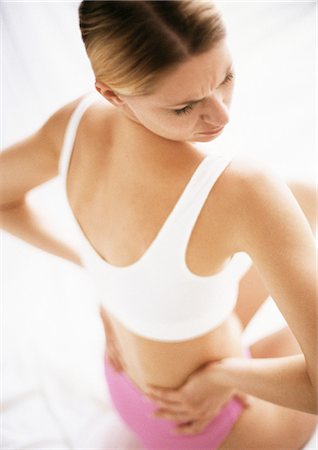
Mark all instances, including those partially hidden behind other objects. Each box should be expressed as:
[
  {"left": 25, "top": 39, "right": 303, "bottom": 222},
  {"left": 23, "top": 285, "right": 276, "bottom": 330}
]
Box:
[{"left": 64, "top": 96, "right": 246, "bottom": 391}]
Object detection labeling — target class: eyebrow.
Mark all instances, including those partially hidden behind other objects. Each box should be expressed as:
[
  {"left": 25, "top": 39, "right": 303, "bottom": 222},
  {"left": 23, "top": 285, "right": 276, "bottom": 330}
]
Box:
[{"left": 167, "top": 63, "right": 234, "bottom": 108}]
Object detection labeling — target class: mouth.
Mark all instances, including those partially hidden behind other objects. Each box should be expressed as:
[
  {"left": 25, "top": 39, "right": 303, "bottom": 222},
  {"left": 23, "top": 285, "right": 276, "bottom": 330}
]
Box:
[{"left": 198, "top": 126, "right": 224, "bottom": 136}]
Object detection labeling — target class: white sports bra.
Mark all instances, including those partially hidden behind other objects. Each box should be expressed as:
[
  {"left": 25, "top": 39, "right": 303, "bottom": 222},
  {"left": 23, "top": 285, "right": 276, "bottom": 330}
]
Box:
[{"left": 59, "top": 91, "right": 247, "bottom": 342}]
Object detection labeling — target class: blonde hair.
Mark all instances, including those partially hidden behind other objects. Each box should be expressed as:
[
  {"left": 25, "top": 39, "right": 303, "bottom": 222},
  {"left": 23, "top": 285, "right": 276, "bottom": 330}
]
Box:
[{"left": 79, "top": 1, "right": 226, "bottom": 96}]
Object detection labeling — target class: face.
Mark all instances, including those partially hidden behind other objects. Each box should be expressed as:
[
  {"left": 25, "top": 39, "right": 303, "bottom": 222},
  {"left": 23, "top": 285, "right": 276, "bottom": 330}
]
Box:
[{"left": 99, "top": 39, "right": 234, "bottom": 142}]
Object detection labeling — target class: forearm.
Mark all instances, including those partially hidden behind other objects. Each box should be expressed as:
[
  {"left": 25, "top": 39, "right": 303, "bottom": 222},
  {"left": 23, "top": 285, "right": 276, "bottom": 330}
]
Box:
[
  {"left": 209, "top": 354, "right": 317, "bottom": 414},
  {"left": 0, "top": 200, "right": 82, "bottom": 267}
]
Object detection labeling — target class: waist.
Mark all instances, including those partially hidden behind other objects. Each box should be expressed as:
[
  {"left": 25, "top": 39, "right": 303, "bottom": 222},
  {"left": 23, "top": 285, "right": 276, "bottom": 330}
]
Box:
[{"left": 107, "top": 312, "right": 245, "bottom": 393}]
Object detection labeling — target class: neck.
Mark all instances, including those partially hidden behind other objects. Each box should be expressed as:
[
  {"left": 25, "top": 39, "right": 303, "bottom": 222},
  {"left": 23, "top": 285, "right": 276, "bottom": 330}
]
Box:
[{"left": 113, "top": 110, "right": 196, "bottom": 165}]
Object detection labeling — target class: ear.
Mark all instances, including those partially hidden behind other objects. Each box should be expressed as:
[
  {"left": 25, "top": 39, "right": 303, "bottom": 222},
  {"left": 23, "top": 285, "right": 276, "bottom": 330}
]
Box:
[{"left": 95, "top": 80, "right": 125, "bottom": 107}]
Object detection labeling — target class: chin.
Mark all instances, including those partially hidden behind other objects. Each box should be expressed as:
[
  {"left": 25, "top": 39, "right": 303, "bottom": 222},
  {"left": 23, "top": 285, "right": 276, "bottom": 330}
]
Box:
[{"left": 190, "top": 134, "right": 218, "bottom": 143}]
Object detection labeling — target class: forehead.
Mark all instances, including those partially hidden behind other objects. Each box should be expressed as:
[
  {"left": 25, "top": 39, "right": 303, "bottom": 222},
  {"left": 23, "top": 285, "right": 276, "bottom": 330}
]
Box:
[{"left": 150, "top": 40, "right": 232, "bottom": 106}]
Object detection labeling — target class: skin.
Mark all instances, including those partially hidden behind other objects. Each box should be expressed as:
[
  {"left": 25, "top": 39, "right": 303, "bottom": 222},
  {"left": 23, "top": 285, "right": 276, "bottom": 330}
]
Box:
[
  {"left": 94, "top": 39, "right": 317, "bottom": 436},
  {"left": 95, "top": 39, "right": 234, "bottom": 143},
  {"left": 1, "top": 37, "right": 316, "bottom": 445}
]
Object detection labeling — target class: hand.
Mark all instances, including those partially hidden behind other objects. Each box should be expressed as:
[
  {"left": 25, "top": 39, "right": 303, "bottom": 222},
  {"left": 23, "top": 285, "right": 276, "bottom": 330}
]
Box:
[
  {"left": 145, "top": 360, "right": 252, "bottom": 435},
  {"left": 106, "top": 327, "right": 125, "bottom": 372},
  {"left": 100, "top": 308, "right": 125, "bottom": 372}
]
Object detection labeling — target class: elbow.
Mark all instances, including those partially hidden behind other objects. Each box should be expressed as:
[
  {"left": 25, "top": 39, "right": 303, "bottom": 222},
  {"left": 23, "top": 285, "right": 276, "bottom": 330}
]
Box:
[{"left": 0, "top": 197, "right": 26, "bottom": 211}]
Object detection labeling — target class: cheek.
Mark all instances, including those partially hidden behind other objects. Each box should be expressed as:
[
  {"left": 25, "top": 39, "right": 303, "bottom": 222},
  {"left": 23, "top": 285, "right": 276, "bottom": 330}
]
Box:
[
  {"left": 163, "top": 113, "right": 197, "bottom": 131},
  {"left": 158, "top": 116, "right": 195, "bottom": 138},
  {"left": 144, "top": 111, "right": 193, "bottom": 136},
  {"left": 129, "top": 104, "right": 196, "bottom": 139}
]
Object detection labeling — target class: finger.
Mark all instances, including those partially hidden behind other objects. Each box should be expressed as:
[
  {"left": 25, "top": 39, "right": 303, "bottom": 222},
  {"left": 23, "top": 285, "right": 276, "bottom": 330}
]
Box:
[
  {"left": 152, "top": 408, "right": 193, "bottom": 423},
  {"left": 108, "top": 355, "right": 123, "bottom": 371},
  {"left": 234, "top": 392, "right": 254, "bottom": 407},
  {"left": 108, "top": 346, "right": 122, "bottom": 361},
  {"left": 145, "top": 392, "right": 183, "bottom": 407},
  {"left": 113, "top": 358, "right": 124, "bottom": 372},
  {"left": 173, "top": 417, "right": 211, "bottom": 435},
  {"left": 107, "top": 341, "right": 121, "bottom": 353},
  {"left": 146, "top": 386, "right": 182, "bottom": 403},
  {"left": 107, "top": 346, "right": 120, "bottom": 360},
  {"left": 107, "top": 350, "right": 125, "bottom": 371},
  {"left": 107, "top": 342, "right": 123, "bottom": 358}
]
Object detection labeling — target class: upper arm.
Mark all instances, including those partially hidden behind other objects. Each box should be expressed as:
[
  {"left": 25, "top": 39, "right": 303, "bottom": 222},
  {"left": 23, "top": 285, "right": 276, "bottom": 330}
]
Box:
[
  {"left": 0, "top": 95, "right": 86, "bottom": 209},
  {"left": 229, "top": 157, "right": 317, "bottom": 385}
]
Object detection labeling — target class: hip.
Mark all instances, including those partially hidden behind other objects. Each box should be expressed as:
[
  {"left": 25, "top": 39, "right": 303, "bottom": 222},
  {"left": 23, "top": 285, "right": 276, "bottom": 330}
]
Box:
[
  {"left": 104, "top": 352, "right": 248, "bottom": 450},
  {"left": 106, "top": 311, "right": 245, "bottom": 393}
]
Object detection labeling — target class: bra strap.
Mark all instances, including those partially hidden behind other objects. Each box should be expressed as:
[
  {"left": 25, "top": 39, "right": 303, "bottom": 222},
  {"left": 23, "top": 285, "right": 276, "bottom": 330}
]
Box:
[
  {"left": 59, "top": 91, "right": 97, "bottom": 179},
  {"left": 157, "top": 154, "right": 233, "bottom": 259}
]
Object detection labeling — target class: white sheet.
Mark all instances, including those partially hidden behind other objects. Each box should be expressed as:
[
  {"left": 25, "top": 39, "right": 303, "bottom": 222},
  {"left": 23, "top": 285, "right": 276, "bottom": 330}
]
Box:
[
  {"left": 1, "top": 1, "right": 317, "bottom": 448},
  {"left": 2, "top": 178, "right": 317, "bottom": 449}
]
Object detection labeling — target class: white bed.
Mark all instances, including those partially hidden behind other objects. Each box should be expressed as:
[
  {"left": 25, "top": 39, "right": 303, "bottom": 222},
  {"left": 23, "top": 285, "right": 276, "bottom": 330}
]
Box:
[
  {"left": 2, "top": 210, "right": 317, "bottom": 448},
  {"left": 1, "top": 1, "right": 317, "bottom": 448}
]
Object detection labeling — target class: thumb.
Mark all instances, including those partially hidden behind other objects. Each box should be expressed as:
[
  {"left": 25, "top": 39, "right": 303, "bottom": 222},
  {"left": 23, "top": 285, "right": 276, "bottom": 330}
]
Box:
[{"left": 235, "top": 392, "right": 254, "bottom": 407}]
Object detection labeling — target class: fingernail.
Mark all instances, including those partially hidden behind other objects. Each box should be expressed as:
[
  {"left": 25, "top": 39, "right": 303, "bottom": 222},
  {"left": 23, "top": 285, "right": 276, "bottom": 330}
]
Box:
[{"left": 147, "top": 386, "right": 157, "bottom": 393}]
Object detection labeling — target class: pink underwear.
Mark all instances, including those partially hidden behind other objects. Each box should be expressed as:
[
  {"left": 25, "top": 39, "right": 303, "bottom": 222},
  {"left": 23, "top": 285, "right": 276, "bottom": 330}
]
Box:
[{"left": 104, "top": 349, "right": 251, "bottom": 450}]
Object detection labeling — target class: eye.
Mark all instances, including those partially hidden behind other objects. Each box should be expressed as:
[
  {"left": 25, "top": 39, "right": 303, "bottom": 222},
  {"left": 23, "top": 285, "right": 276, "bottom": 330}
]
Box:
[
  {"left": 221, "top": 71, "right": 234, "bottom": 85},
  {"left": 173, "top": 103, "right": 194, "bottom": 116}
]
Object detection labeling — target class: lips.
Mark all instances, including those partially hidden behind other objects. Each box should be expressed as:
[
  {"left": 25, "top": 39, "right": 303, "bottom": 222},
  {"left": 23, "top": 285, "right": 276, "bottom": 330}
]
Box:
[{"left": 201, "top": 126, "right": 224, "bottom": 134}]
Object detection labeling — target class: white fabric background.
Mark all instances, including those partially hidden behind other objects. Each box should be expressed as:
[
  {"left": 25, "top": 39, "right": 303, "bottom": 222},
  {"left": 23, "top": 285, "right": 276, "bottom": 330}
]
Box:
[{"left": 1, "top": 1, "right": 317, "bottom": 449}]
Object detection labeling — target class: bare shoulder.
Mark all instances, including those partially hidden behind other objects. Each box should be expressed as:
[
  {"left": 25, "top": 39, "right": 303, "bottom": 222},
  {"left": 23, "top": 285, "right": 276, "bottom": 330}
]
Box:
[
  {"left": 214, "top": 155, "right": 309, "bottom": 251},
  {"left": 0, "top": 93, "right": 108, "bottom": 207},
  {"left": 219, "top": 154, "right": 278, "bottom": 189},
  {"left": 39, "top": 93, "right": 90, "bottom": 159},
  {"left": 216, "top": 154, "right": 292, "bottom": 207},
  {"left": 41, "top": 92, "right": 115, "bottom": 156}
]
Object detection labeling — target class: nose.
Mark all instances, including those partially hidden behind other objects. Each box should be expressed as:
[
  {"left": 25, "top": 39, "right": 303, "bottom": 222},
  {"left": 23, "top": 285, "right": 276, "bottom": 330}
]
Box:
[{"left": 200, "top": 92, "right": 230, "bottom": 127}]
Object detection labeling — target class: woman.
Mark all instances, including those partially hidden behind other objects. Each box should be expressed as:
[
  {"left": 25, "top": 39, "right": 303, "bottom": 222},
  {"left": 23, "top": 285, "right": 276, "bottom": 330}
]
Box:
[{"left": 1, "top": 1, "right": 316, "bottom": 449}]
